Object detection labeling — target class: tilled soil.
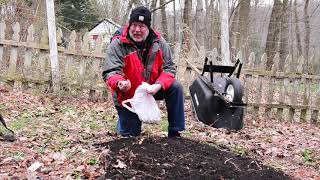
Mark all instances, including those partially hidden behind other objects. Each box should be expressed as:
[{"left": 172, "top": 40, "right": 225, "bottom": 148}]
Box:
[{"left": 96, "top": 137, "right": 291, "bottom": 180}]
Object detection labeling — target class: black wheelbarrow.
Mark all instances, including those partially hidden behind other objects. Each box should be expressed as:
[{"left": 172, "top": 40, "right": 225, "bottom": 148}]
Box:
[{"left": 189, "top": 58, "right": 246, "bottom": 130}]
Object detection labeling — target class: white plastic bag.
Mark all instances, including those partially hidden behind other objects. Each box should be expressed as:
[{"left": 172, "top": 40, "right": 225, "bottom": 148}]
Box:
[{"left": 121, "top": 82, "right": 161, "bottom": 124}]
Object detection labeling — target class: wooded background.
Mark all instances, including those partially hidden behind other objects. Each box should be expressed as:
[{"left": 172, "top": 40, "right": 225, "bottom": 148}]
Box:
[
  {"left": 0, "top": 0, "right": 319, "bottom": 123},
  {"left": 0, "top": 0, "right": 320, "bottom": 70}
]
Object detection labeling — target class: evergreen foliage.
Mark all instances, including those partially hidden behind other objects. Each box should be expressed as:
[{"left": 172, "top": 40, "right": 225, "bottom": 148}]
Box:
[{"left": 56, "top": 0, "right": 100, "bottom": 32}]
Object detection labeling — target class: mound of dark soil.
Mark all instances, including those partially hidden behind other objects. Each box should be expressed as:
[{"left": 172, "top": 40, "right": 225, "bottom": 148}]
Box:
[{"left": 96, "top": 137, "right": 291, "bottom": 179}]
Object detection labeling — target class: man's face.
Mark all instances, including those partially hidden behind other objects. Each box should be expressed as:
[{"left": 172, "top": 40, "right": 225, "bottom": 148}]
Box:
[{"left": 129, "top": 22, "right": 149, "bottom": 43}]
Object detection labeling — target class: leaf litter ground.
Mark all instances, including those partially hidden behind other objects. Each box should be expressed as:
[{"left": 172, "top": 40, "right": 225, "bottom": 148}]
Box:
[{"left": 0, "top": 85, "right": 319, "bottom": 179}]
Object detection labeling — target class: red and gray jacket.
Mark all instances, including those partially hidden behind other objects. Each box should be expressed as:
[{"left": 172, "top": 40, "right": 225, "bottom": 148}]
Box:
[{"left": 102, "top": 26, "right": 176, "bottom": 106}]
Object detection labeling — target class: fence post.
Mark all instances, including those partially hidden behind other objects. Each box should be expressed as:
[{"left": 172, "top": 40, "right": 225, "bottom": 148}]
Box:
[
  {"left": 253, "top": 53, "right": 266, "bottom": 118},
  {"left": 300, "top": 73, "right": 311, "bottom": 122},
  {"left": 211, "top": 48, "right": 218, "bottom": 64},
  {"left": 24, "top": 24, "right": 35, "bottom": 79},
  {"left": 311, "top": 80, "right": 320, "bottom": 124},
  {"left": 265, "top": 53, "right": 279, "bottom": 117},
  {"left": 298, "top": 56, "right": 307, "bottom": 122},
  {"left": 308, "top": 55, "right": 315, "bottom": 75},
  {"left": 84, "top": 33, "right": 99, "bottom": 101},
  {"left": 64, "top": 30, "right": 76, "bottom": 86},
  {"left": 173, "top": 42, "right": 182, "bottom": 81},
  {"left": 236, "top": 51, "right": 242, "bottom": 64},
  {"left": 8, "top": 22, "right": 20, "bottom": 77},
  {"left": 197, "top": 46, "right": 206, "bottom": 67},
  {"left": 38, "top": 29, "right": 49, "bottom": 83},
  {"left": 92, "top": 36, "right": 103, "bottom": 97},
  {"left": 278, "top": 54, "right": 291, "bottom": 120},
  {"left": 0, "top": 20, "right": 5, "bottom": 70},
  {"left": 79, "top": 34, "right": 88, "bottom": 83},
  {"left": 289, "top": 55, "right": 304, "bottom": 122},
  {"left": 94, "top": 35, "right": 103, "bottom": 54},
  {"left": 243, "top": 52, "right": 255, "bottom": 105}
]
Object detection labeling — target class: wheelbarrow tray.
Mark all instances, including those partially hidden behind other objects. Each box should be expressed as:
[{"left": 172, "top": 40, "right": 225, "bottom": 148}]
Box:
[{"left": 189, "top": 59, "right": 245, "bottom": 130}]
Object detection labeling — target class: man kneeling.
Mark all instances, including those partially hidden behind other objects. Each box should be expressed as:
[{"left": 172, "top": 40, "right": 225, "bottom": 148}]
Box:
[{"left": 102, "top": 6, "right": 185, "bottom": 138}]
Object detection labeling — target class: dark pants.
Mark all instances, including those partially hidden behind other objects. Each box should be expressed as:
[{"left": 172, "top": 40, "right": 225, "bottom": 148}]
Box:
[{"left": 115, "top": 80, "right": 186, "bottom": 137}]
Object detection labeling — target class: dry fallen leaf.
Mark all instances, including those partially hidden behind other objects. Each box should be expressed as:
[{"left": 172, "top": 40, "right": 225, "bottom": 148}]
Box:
[
  {"left": 113, "top": 160, "right": 127, "bottom": 169},
  {"left": 27, "top": 162, "right": 43, "bottom": 172}
]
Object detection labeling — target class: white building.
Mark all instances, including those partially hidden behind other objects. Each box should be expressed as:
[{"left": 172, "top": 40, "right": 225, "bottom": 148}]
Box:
[{"left": 89, "top": 19, "right": 120, "bottom": 50}]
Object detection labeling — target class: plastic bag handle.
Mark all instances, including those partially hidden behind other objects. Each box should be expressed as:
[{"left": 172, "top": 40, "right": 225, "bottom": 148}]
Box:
[{"left": 121, "top": 99, "right": 135, "bottom": 113}]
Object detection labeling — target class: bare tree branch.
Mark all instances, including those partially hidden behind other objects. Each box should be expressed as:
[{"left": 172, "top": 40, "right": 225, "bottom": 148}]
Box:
[{"left": 151, "top": 0, "right": 174, "bottom": 12}]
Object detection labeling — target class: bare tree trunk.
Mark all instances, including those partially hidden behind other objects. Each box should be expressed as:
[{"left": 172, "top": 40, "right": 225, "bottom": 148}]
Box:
[
  {"left": 265, "top": 0, "right": 282, "bottom": 70},
  {"left": 111, "top": 0, "right": 120, "bottom": 23},
  {"left": 182, "top": 0, "right": 192, "bottom": 50},
  {"left": 220, "top": 0, "right": 231, "bottom": 64},
  {"left": 212, "top": 1, "right": 220, "bottom": 51},
  {"left": 183, "top": 0, "right": 192, "bottom": 27},
  {"left": 238, "top": 0, "right": 251, "bottom": 59},
  {"left": 194, "top": 0, "right": 205, "bottom": 47},
  {"left": 294, "top": 0, "right": 302, "bottom": 56},
  {"left": 289, "top": 0, "right": 295, "bottom": 65},
  {"left": 279, "top": 0, "right": 289, "bottom": 70},
  {"left": 46, "top": 0, "right": 60, "bottom": 92},
  {"left": 230, "top": 4, "right": 239, "bottom": 58},
  {"left": 304, "top": 0, "right": 310, "bottom": 61},
  {"left": 151, "top": 0, "right": 158, "bottom": 28},
  {"left": 159, "top": 0, "right": 169, "bottom": 40},
  {"left": 204, "top": 0, "right": 210, "bottom": 49},
  {"left": 173, "top": 0, "right": 176, "bottom": 42}
]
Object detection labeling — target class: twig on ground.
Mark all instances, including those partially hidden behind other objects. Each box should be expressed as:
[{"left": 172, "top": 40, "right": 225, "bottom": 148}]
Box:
[{"left": 225, "top": 158, "right": 241, "bottom": 171}]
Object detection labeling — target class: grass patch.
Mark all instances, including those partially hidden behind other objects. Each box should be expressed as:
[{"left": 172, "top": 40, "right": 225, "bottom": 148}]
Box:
[
  {"left": 42, "top": 138, "right": 50, "bottom": 145},
  {"left": 87, "top": 158, "right": 99, "bottom": 165},
  {"left": 88, "top": 121, "right": 103, "bottom": 130},
  {"left": 10, "top": 113, "right": 32, "bottom": 130},
  {"left": 182, "top": 131, "right": 192, "bottom": 138},
  {"left": 161, "top": 118, "right": 168, "bottom": 133},
  {"left": 0, "top": 104, "right": 6, "bottom": 110},
  {"left": 26, "top": 130, "right": 38, "bottom": 138},
  {"left": 12, "top": 151, "right": 26, "bottom": 160},
  {"left": 0, "top": 126, "right": 7, "bottom": 133},
  {"left": 37, "top": 147, "right": 46, "bottom": 154},
  {"left": 60, "top": 139, "right": 70, "bottom": 146},
  {"left": 301, "top": 148, "right": 315, "bottom": 165},
  {"left": 59, "top": 105, "right": 76, "bottom": 114},
  {"left": 70, "top": 170, "right": 81, "bottom": 179},
  {"left": 231, "top": 145, "right": 250, "bottom": 157},
  {"left": 103, "top": 115, "right": 118, "bottom": 132}
]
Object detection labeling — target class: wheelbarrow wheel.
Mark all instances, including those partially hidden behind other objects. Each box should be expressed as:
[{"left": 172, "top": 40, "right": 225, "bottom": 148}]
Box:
[{"left": 225, "top": 77, "right": 243, "bottom": 102}]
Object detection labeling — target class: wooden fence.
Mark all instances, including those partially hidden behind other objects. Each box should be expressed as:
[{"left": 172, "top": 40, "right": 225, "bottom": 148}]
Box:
[
  {"left": 0, "top": 21, "right": 319, "bottom": 123},
  {"left": 0, "top": 21, "right": 107, "bottom": 100},
  {"left": 178, "top": 45, "right": 320, "bottom": 124}
]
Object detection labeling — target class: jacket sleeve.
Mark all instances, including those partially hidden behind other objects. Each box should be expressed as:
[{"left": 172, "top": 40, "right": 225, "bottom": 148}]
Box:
[
  {"left": 102, "top": 39, "right": 126, "bottom": 92},
  {"left": 156, "top": 37, "right": 176, "bottom": 91}
]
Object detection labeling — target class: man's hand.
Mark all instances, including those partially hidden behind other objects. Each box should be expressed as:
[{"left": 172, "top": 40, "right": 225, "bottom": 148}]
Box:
[
  {"left": 117, "top": 80, "right": 131, "bottom": 92},
  {"left": 147, "top": 84, "right": 162, "bottom": 95}
]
